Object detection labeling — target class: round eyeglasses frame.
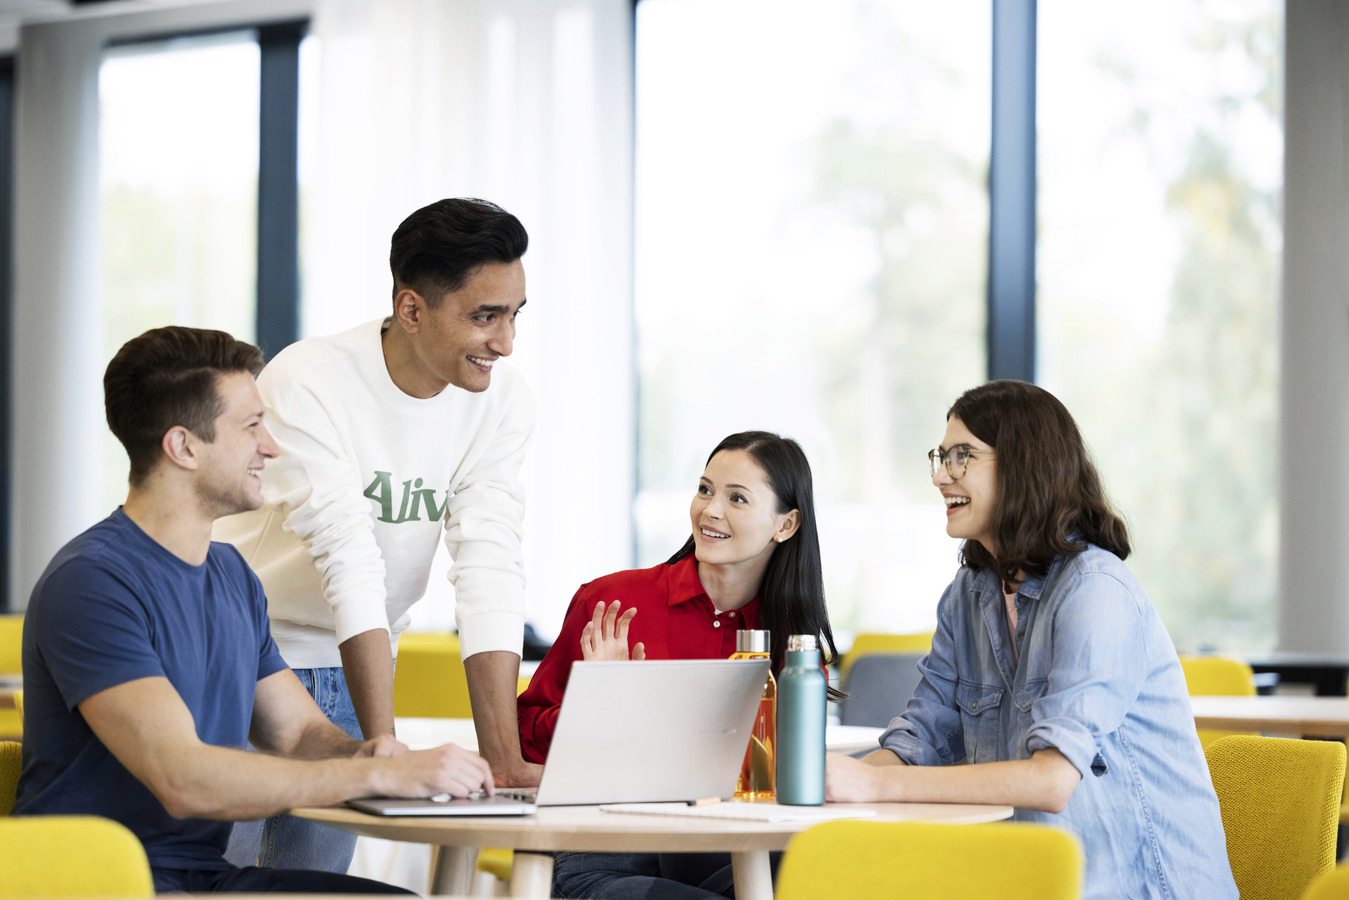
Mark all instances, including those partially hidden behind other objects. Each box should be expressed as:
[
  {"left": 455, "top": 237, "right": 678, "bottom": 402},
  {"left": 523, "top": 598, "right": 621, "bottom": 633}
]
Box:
[{"left": 928, "top": 444, "right": 995, "bottom": 481}]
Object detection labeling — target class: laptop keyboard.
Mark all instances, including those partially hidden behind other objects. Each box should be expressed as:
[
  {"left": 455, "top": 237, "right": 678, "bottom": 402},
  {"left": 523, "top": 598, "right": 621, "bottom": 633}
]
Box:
[{"left": 497, "top": 788, "right": 539, "bottom": 802}]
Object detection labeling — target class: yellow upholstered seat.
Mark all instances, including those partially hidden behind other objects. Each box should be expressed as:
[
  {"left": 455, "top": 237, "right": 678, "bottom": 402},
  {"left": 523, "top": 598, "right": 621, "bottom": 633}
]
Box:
[
  {"left": 0, "top": 815, "right": 154, "bottom": 897},
  {"left": 775, "top": 819, "right": 1082, "bottom": 900},
  {"left": 840, "top": 632, "right": 933, "bottom": 679},
  {"left": 1304, "top": 863, "right": 1349, "bottom": 900},
  {"left": 0, "top": 740, "right": 20, "bottom": 816},
  {"left": 1206, "top": 734, "right": 1345, "bottom": 900},
  {"left": 392, "top": 632, "right": 472, "bottom": 719},
  {"left": 1178, "top": 655, "right": 1256, "bottom": 750}
]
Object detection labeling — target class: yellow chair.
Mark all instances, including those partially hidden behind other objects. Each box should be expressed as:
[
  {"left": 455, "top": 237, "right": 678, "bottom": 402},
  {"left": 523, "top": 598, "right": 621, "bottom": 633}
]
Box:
[
  {"left": 392, "top": 632, "right": 473, "bottom": 719},
  {"left": 1, "top": 740, "right": 20, "bottom": 816},
  {"left": 0, "top": 815, "right": 154, "bottom": 897},
  {"left": 1178, "top": 655, "right": 1256, "bottom": 750},
  {"left": 1304, "top": 864, "right": 1349, "bottom": 900},
  {"left": 0, "top": 616, "right": 21, "bottom": 740},
  {"left": 1206, "top": 734, "right": 1345, "bottom": 900},
  {"left": 776, "top": 819, "right": 1082, "bottom": 900},
  {"left": 840, "top": 631, "right": 933, "bottom": 679}
]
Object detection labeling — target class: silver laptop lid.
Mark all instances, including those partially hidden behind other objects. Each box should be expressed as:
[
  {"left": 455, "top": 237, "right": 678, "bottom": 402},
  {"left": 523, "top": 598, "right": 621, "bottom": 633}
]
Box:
[{"left": 535, "top": 658, "right": 771, "bottom": 806}]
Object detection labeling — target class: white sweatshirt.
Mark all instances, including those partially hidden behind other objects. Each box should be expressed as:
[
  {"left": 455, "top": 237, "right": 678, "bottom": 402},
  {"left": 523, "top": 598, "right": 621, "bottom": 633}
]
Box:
[{"left": 215, "top": 318, "right": 533, "bottom": 668}]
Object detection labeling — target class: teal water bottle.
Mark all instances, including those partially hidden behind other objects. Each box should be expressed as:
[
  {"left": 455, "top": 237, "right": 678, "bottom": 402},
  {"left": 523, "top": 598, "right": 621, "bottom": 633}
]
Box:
[{"left": 776, "top": 634, "right": 826, "bottom": 806}]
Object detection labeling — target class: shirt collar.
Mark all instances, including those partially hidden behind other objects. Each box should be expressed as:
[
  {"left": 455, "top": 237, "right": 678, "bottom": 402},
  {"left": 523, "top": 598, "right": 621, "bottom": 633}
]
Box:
[
  {"left": 667, "top": 553, "right": 709, "bottom": 607},
  {"left": 665, "top": 553, "right": 762, "bottom": 618}
]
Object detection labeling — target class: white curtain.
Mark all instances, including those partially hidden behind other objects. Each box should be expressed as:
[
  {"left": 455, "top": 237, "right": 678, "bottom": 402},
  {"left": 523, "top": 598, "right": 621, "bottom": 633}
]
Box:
[{"left": 300, "top": 0, "right": 636, "bottom": 642}]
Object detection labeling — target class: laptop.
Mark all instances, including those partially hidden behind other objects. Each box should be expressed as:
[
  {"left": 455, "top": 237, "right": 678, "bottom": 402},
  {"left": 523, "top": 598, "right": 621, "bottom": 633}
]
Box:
[{"left": 347, "top": 657, "right": 770, "bottom": 815}]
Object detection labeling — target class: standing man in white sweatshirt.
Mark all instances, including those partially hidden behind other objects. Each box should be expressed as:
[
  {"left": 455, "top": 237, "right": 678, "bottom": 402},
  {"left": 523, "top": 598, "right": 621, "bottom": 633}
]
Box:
[{"left": 218, "top": 198, "right": 539, "bottom": 873}]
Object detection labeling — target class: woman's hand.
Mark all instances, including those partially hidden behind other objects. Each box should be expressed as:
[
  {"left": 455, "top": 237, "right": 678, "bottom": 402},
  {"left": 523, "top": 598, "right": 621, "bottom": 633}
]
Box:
[
  {"left": 825, "top": 750, "right": 897, "bottom": 802},
  {"left": 580, "top": 600, "right": 646, "bottom": 661}
]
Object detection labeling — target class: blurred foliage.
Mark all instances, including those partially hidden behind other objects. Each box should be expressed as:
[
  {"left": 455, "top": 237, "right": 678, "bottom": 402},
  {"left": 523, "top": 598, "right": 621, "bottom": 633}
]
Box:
[{"left": 1044, "top": 2, "right": 1281, "bottom": 652}]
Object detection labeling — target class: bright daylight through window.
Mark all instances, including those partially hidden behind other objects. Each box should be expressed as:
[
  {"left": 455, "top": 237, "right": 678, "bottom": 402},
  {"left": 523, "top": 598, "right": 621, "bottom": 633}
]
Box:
[
  {"left": 636, "top": 0, "right": 1281, "bottom": 651},
  {"left": 635, "top": 0, "right": 991, "bottom": 638},
  {"left": 1038, "top": 0, "right": 1281, "bottom": 654},
  {"left": 98, "top": 32, "right": 260, "bottom": 510}
]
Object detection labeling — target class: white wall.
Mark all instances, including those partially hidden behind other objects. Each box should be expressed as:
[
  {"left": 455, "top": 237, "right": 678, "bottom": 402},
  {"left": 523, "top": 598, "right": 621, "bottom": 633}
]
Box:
[{"left": 1278, "top": 0, "right": 1349, "bottom": 653}]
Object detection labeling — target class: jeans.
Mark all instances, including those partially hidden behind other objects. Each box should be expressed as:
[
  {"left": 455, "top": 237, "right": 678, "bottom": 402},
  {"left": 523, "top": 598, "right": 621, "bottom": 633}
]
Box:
[
  {"left": 152, "top": 864, "right": 413, "bottom": 894},
  {"left": 224, "top": 667, "right": 362, "bottom": 873},
  {"left": 552, "top": 851, "right": 771, "bottom": 899}
]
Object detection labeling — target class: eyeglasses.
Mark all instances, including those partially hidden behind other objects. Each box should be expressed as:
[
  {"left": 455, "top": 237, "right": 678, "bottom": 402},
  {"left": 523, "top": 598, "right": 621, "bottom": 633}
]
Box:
[{"left": 928, "top": 444, "right": 995, "bottom": 481}]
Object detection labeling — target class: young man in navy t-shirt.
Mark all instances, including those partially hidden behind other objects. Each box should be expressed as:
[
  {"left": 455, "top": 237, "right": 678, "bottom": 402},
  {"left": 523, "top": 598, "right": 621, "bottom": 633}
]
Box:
[{"left": 14, "top": 326, "right": 495, "bottom": 894}]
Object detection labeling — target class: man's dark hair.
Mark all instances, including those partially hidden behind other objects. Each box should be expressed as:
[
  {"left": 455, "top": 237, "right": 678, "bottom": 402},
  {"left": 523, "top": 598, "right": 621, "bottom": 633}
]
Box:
[
  {"left": 104, "top": 326, "right": 265, "bottom": 486},
  {"left": 949, "top": 379, "right": 1131, "bottom": 584},
  {"left": 389, "top": 198, "right": 529, "bottom": 306}
]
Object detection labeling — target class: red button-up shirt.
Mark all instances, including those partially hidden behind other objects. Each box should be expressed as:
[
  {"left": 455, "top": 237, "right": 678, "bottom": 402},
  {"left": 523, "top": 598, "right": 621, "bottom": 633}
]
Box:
[{"left": 517, "top": 553, "right": 761, "bottom": 764}]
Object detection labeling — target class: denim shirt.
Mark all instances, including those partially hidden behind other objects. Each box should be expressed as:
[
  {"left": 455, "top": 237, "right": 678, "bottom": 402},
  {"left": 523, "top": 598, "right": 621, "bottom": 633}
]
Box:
[{"left": 880, "top": 545, "right": 1237, "bottom": 900}]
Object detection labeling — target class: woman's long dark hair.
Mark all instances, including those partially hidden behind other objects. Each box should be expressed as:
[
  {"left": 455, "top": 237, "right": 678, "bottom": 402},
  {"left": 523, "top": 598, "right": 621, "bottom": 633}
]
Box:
[
  {"left": 948, "top": 381, "right": 1131, "bottom": 585},
  {"left": 667, "top": 431, "right": 844, "bottom": 700}
]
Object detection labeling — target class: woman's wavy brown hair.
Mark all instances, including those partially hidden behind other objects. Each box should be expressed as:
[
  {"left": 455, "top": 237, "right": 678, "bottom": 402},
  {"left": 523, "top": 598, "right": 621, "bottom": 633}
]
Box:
[{"left": 949, "top": 380, "right": 1130, "bottom": 585}]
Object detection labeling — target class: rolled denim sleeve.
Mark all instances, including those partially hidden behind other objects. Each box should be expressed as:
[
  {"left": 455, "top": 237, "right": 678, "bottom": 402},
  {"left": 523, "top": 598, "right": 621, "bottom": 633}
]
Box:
[
  {"left": 880, "top": 580, "right": 967, "bottom": 766},
  {"left": 1024, "top": 569, "right": 1148, "bottom": 778}
]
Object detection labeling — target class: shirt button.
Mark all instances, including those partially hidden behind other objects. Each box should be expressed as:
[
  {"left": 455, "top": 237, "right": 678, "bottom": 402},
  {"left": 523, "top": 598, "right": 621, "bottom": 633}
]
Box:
[
  {"left": 729, "top": 611, "right": 737, "bottom": 617},
  {"left": 712, "top": 620, "right": 721, "bottom": 628}
]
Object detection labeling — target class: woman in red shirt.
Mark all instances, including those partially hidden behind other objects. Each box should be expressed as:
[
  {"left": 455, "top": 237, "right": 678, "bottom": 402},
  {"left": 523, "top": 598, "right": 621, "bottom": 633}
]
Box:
[{"left": 517, "top": 430, "right": 841, "bottom": 899}]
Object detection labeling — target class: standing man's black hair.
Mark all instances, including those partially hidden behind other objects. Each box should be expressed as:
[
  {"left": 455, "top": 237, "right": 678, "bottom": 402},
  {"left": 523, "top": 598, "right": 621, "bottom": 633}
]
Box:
[{"left": 389, "top": 198, "right": 529, "bottom": 306}]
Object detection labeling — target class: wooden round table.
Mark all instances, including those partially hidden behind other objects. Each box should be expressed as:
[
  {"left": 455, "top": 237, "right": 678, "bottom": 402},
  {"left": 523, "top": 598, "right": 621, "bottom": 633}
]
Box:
[{"left": 294, "top": 800, "right": 1013, "bottom": 899}]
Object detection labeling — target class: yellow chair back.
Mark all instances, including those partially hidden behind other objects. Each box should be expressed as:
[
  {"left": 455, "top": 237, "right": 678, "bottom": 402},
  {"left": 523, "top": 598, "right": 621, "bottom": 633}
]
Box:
[
  {"left": 0, "top": 616, "right": 21, "bottom": 674},
  {"left": 0, "top": 740, "right": 20, "bottom": 816},
  {"left": 1179, "top": 655, "right": 1256, "bottom": 750},
  {"left": 1303, "top": 864, "right": 1349, "bottom": 900},
  {"left": 0, "top": 616, "right": 22, "bottom": 740},
  {"left": 1206, "top": 734, "right": 1345, "bottom": 900},
  {"left": 0, "top": 815, "right": 154, "bottom": 897},
  {"left": 776, "top": 819, "right": 1082, "bottom": 900},
  {"left": 841, "top": 632, "right": 933, "bottom": 678},
  {"left": 392, "top": 632, "right": 473, "bottom": 719}
]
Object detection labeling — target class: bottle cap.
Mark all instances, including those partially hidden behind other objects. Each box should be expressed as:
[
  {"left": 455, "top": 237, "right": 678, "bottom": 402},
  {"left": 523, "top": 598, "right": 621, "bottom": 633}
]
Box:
[
  {"left": 787, "top": 634, "right": 818, "bottom": 652},
  {"left": 736, "top": 629, "right": 770, "bottom": 653}
]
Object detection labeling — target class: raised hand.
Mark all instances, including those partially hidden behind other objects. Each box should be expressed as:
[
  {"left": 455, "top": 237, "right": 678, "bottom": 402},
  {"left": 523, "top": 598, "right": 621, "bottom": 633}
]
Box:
[{"left": 579, "top": 600, "right": 646, "bottom": 661}]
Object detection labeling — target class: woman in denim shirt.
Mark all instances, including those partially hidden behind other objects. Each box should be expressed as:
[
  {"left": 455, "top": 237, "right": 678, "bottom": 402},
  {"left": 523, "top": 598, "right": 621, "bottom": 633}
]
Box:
[{"left": 827, "top": 381, "right": 1237, "bottom": 900}]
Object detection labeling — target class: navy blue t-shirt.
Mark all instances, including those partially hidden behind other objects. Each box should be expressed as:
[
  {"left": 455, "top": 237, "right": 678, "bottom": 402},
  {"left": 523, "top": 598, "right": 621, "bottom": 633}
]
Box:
[{"left": 14, "top": 508, "right": 288, "bottom": 871}]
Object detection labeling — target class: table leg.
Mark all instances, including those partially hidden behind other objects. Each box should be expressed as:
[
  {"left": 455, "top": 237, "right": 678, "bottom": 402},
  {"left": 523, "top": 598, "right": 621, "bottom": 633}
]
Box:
[
  {"left": 429, "top": 844, "right": 477, "bottom": 895},
  {"left": 731, "top": 850, "right": 773, "bottom": 900},
  {"left": 509, "top": 851, "right": 554, "bottom": 899}
]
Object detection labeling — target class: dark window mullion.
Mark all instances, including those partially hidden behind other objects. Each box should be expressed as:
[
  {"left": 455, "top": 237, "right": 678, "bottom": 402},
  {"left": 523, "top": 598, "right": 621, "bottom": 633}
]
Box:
[
  {"left": 256, "top": 21, "right": 304, "bottom": 360},
  {"left": 988, "top": 0, "right": 1037, "bottom": 383},
  {"left": 0, "top": 57, "right": 14, "bottom": 611}
]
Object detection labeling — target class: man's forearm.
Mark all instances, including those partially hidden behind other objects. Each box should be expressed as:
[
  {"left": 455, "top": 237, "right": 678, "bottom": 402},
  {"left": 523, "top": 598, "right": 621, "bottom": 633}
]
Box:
[
  {"left": 338, "top": 628, "right": 397, "bottom": 739},
  {"left": 464, "top": 649, "right": 541, "bottom": 787}
]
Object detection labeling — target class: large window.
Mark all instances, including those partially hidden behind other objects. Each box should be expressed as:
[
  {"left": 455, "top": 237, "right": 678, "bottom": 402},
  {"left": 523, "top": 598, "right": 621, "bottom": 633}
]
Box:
[
  {"left": 99, "top": 31, "right": 261, "bottom": 508},
  {"left": 634, "top": 0, "right": 991, "bottom": 636},
  {"left": 636, "top": 0, "right": 1282, "bottom": 649},
  {"left": 1038, "top": 0, "right": 1282, "bottom": 653}
]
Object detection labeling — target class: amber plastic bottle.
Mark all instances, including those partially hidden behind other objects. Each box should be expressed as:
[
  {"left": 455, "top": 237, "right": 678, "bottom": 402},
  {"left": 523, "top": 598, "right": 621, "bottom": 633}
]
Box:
[{"left": 731, "top": 629, "right": 776, "bottom": 801}]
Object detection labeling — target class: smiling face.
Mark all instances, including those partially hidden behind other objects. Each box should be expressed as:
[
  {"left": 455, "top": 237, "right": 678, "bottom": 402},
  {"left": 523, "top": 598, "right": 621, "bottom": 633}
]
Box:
[
  {"left": 933, "top": 415, "right": 999, "bottom": 551},
  {"left": 389, "top": 259, "right": 527, "bottom": 398},
  {"left": 193, "top": 371, "right": 279, "bottom": 518},
  {"left": 689, "top": 449, "right": 800, "bottom": 577}
]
